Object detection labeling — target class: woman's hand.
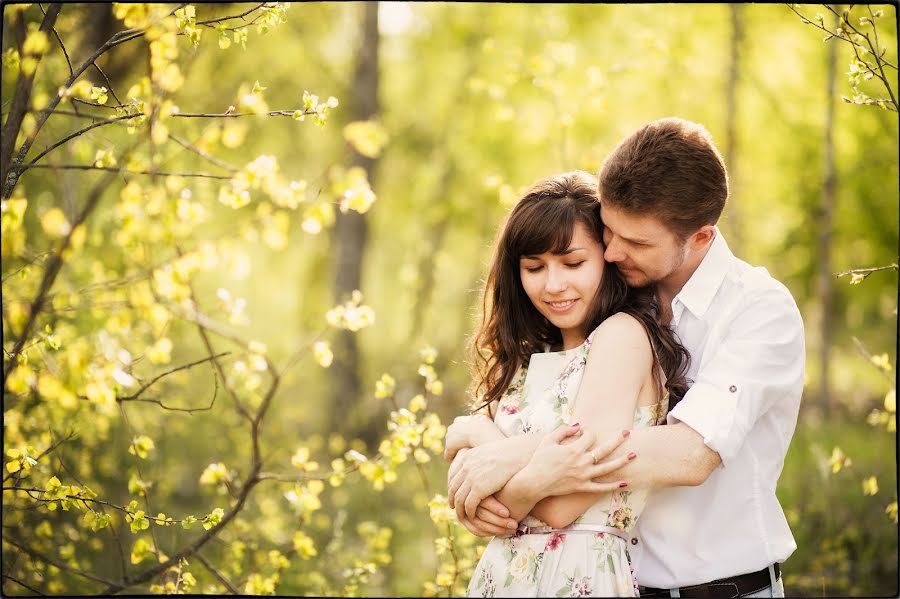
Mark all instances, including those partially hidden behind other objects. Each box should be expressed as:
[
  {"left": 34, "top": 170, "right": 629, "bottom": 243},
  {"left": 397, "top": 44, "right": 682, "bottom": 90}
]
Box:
[
  {"left": 443, "top": 414, "right": 505, "bottom": 462},
  {"left": 522, "top": 425, "right": 635, "bottom": 499}
]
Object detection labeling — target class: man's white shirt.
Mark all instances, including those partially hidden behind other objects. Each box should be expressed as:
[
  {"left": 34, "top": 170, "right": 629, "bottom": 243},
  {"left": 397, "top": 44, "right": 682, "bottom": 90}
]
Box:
[{"left": 631, "top": 229, "right": 806, "bottom": 588}]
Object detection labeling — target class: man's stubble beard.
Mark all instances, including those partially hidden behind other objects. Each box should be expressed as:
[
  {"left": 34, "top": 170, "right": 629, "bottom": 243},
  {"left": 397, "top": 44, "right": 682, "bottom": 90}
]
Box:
[{"left": 622, "top": 246, "right": 688, "bottom": 289}]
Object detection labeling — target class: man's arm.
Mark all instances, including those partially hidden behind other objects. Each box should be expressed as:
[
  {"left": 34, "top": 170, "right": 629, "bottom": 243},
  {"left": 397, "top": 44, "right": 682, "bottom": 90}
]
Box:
[
  {"left": 443, "top": 413, "right": 507, "bottom": 463},
  {"left": 576, "top": 422, "right": 719, "bottom": 489},
  {"left": 576, "top": 284, "right": 804, "bottom": 490}
]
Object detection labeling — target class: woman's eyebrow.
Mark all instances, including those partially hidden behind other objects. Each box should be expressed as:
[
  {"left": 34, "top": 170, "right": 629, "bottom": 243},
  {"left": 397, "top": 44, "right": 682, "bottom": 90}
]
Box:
[{"left": 520, "top": 247, "right": 584, "bottom": 259}]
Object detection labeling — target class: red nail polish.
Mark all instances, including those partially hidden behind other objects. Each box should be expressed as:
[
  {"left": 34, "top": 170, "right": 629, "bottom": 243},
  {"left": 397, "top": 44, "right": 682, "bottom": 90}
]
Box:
[
  {"left": 572, "top": 422, "right": 581, "bottom": 427},
  {"left": 619, "top": 481, "right": 628, "bottom": 488},
  {"left": 627, "top": 452, "right": 637, "bottom": 460},
  {"left": 622, "top": 430, "right": 630, "bottom": 437}
]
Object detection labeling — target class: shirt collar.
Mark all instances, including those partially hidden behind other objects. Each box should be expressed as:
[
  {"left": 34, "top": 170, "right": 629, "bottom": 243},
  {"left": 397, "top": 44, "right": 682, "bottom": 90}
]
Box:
[{"left": 673, "top": 227, "right": 732, "bottom": 319}]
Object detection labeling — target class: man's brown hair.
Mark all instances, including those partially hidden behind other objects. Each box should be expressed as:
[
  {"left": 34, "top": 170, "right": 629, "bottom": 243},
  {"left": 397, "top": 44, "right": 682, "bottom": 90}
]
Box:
[{"left": 598, "top": 117, "right": 728, "bottom": 240}]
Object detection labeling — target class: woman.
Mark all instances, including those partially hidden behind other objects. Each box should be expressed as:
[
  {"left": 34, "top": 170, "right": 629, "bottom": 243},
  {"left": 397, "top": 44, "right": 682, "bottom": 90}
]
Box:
[{"left": 447, "top": 171, "right": 689, "bottom": 597}]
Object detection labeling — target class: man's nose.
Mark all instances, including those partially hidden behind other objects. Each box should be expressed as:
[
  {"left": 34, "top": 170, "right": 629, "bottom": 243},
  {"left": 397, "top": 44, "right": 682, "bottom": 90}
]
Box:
[{"left": 604, "top": 239, "right": 625, "bottom": 263}]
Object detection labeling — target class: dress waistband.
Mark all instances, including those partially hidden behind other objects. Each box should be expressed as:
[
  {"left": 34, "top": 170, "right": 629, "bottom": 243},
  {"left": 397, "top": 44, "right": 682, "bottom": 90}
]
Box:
[{"left": 515, "top": 523, "right": 628, "bottom": 541}]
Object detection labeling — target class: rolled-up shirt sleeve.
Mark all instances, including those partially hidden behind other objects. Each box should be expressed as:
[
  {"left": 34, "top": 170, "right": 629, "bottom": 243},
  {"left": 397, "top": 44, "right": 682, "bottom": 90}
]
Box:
[{"left": 668, "top": 286, "right": 805, "bottom": 466}]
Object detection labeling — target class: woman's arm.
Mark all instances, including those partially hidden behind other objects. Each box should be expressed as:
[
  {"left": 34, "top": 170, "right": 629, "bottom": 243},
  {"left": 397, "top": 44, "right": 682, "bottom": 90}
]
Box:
[{"left": 526, "top": 313, "right": 652, "bottom": 528}]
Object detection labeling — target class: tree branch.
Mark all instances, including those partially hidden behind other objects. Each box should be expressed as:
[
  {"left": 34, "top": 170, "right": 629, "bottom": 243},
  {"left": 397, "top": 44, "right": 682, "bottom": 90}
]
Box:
[
  {"left": 1, "top": 6, "right": 179, "bottom": 198},
  {"left": 3, "top": 159, "right": 124, "bottom": 383},
  {"left": 97, "top": 468, "right": 261, "bottom": 595},
  {"left": 1, "top": 536, "right": 123, "bottom": 587},
  {"left": 787, "top": 4, "right": 898, "bottom": 70},
  {"left": 182, "top": 299, "right": 253, "bottom": 423}
]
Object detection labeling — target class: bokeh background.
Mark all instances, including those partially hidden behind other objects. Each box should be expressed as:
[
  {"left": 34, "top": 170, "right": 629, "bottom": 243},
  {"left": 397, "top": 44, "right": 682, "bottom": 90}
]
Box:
[{"left": 1, "top": 2, "right": 897, "bottom": 597}]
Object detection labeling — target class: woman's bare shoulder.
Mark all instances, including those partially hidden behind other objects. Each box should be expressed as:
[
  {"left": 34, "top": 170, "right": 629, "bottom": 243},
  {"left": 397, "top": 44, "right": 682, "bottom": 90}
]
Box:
[{"left": 592, "top": 311, "right": 651, "bottom": 350}]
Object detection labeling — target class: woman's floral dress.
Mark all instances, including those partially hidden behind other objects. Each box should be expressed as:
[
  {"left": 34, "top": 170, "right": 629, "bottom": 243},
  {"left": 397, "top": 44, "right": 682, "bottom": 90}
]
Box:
[{"left": 467, "top": 329, "right": 667, "bottom": 598}]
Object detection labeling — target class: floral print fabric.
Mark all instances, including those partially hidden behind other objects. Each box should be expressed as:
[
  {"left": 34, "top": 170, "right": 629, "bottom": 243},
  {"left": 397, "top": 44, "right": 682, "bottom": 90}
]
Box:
[{"left": 468, "top": 329, "right": 667, "bottom": 597}]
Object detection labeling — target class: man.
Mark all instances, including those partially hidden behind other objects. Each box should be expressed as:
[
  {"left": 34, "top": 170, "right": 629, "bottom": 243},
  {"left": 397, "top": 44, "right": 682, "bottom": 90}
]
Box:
[{"left": 446, "top": 117, "right": 805, "bottom": 598}]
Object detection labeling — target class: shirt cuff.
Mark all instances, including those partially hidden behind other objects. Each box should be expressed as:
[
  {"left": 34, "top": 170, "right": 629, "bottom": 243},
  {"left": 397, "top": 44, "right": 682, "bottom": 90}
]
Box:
[{"left": 667, "top": 381, "right": 740, "bottom": 467}]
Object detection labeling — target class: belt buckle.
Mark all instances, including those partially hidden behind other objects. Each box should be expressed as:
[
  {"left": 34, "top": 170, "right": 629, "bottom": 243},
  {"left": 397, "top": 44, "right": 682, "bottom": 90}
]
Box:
[{"left": 514, "top": 524, "right": 529, "bottom": 538}]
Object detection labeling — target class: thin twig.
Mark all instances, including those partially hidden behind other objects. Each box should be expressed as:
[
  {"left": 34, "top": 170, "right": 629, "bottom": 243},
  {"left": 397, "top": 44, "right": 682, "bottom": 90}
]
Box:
[
  {"left": 40, "top": 3, "right": 73, "bottom": 79},
  {"left": 834, "top": 263, "right": 898, "bottom": 278},
  {"left": 3, "top": 486, "right": 200, "bottom": 528},
  {"left": 193, "top": 552, "right": 239, "bottom": 595},
  {"left": 851, "top": 336, "right": 895, "bottom": 384},
  {"left": 117, "top": 403, "right": 163, "bottom": 565},
  {"left": 91, "top": 62, "right": 123, "bottom": 106},
  {"left": 116, "top": 370, "right": 219, "bottom": 414},
  {"left": 0, "top": 252, "right": 53, "bottom": 283},
  {"left": 786, "top": 4, "right": 898, "bottom": 70},
  {"left": 118, "top": 352, "right": 230, "bottom": 402},
  {"left": 2, "top": 573, "right": 46, "bottom": 595},
  {"left": 2, "top": 430, "right": 76, "bottom": 483},
  {"left": 2, "top": 536, "right": 123, "bottom": 587},
  {"left": 167, "top": 133, "right": 238, "bottom": 173},
  {"left": 22, "top": 114, "right": 134, "bottom": 170},
  {"left": 23, "top": 164, "right": 232, "bottom": 179},
  {"left": 172, "top": 109, "right": 316, "bottom": 118},
  {"left": 183, "top": 304, "right": 252, "bottom": 423},
  {"left": 196, "top": 3, "right": 267, "bottom": 26}
]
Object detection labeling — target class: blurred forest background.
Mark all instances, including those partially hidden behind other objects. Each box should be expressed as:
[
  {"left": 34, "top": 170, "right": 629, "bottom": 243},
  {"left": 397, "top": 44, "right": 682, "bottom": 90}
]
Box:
[{"left": 1, "top": 2, "right": 897, "bottom": 597}]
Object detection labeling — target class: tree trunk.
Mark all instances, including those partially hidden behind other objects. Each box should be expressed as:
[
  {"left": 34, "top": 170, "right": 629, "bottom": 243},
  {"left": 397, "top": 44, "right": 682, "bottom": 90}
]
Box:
[
  {"left": 723, "top": 4, "right": 744, "bottom": 256},
  {"left": 0, "top": 4, "right": 61, "bottom": 193},
  {"left": 816, "top": 9, "right": 839, "bottom": 417},
  {"left": 329, "top": 2, "right": 379, "bottom": 444}
]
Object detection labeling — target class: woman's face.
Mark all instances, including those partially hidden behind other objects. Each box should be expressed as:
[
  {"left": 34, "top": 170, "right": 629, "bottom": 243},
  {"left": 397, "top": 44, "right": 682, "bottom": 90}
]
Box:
[{"left": 518, "top": 221, "right": 605, "bottom": 350}]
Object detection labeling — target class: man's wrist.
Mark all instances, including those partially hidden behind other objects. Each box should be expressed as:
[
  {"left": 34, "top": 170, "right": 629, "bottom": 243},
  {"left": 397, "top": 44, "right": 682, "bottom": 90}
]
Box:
[{"left": 507, "top": 463, "right": 544, "bottom": 504}]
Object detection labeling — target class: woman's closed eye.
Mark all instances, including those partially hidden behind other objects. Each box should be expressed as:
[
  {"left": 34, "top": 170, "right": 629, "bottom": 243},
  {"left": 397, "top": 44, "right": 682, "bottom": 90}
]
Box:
[{"left": 565, "top": 260, "right": 586, "bottom": 269}]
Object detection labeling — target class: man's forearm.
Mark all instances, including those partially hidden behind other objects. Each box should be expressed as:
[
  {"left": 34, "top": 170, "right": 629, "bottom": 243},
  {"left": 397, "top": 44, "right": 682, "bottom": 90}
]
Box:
[
  {"left": 593, "top": 423, "right": 720, "bottom": 488},
  {"left": 494, "top": 464, "right": 543, "bottom": 522}
]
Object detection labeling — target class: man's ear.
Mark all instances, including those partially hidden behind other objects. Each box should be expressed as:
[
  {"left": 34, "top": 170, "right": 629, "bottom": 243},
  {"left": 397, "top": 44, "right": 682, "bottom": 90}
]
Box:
[{"left": 688, "top": 225, "right": 716, "bottom": 251}]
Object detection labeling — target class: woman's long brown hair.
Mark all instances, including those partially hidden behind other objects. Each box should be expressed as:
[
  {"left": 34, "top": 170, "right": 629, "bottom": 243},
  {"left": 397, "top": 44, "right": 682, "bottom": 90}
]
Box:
[{"left": 470, "top": 170, "right": 689, "bottom": 417}]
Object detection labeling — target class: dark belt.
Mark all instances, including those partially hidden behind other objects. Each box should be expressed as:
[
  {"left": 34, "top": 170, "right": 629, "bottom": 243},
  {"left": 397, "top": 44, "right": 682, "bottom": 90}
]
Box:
[{"left": 639, "top": 564, "right": 780, "bottom": 598}]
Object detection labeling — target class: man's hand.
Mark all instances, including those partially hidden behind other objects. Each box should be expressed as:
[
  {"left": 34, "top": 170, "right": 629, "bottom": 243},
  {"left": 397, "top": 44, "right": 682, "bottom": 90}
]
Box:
[
  {"left": 443, "top": 414, "right": 504, "bottom": 462},
  {"left": 456, "top": 495, "right": 518, "bottom": 537},
  {"left": 448, "top": 441, "right": 522, "bottom": 523},
  {"left": 523, "top": 426, "right": 635, "bottom": 499}
]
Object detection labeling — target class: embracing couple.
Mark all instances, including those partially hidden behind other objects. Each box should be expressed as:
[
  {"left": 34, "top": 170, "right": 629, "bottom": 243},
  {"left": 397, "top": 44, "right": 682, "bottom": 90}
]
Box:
[{"left": 444, "top": 117, "right": 805, "bottom": 598}]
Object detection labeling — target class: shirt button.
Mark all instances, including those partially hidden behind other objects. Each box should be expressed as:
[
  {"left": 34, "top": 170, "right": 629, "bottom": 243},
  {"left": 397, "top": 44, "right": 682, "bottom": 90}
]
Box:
[
  {"left": 631, "top": 537, "right": 638, "bottom": 545},
  {"left": 729, "top": 385, "right": 737, "bottom": 393}
]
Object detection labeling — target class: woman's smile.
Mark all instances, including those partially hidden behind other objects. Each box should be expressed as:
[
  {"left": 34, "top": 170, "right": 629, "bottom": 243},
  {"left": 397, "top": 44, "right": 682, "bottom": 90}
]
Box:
[{"left": 545, "top": 298, "right": 578, "bottom": 313}]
